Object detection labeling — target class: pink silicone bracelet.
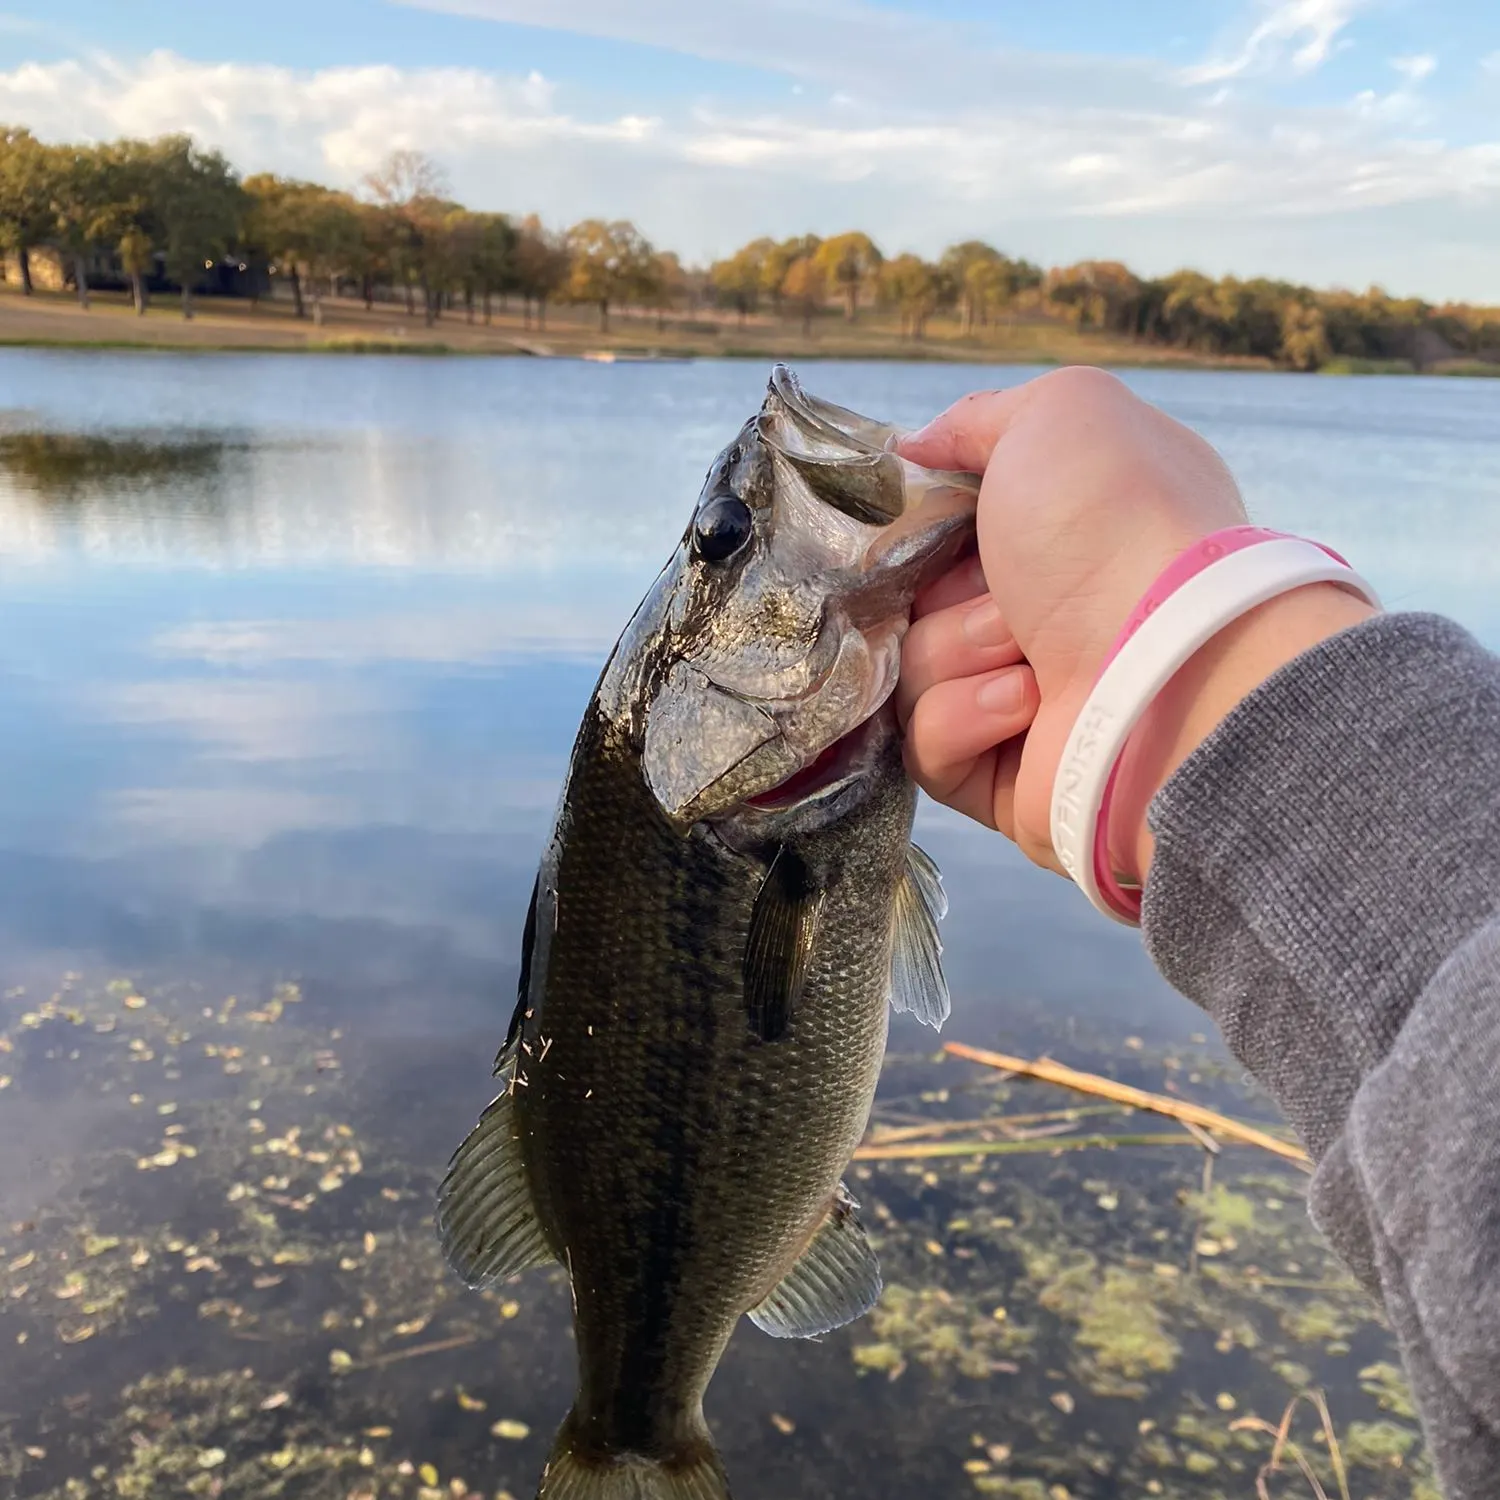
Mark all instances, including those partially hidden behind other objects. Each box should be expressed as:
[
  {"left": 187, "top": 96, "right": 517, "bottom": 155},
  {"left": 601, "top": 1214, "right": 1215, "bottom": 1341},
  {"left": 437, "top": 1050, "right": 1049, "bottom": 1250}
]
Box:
[{"left": 1091, "top": 525, "right": 1352, "bottom": 921}]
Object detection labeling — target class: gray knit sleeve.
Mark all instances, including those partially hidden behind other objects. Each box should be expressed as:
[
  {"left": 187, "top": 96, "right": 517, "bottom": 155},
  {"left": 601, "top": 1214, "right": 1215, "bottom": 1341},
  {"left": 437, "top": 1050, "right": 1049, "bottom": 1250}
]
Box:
[{"left": 1141, "top": 613, "right": 1500, "bottom": 1499}]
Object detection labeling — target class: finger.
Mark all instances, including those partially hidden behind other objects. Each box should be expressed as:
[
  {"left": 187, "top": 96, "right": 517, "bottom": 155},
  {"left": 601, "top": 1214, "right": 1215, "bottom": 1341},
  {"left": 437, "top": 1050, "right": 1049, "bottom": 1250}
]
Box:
[
  {"left": 897, "top": 595, "right": 1022, "bottom": 728},
  {"left": 912, "top": 551, "right": 987, "bottom": 620},
  {"left": 901, "top": 665, "right": 1038, "bottom": 812},
  {"left": 918, "top": 734, "right": 1025, "bottom": 839},
  {"left": 896, "top": 381, "right": 1041, "bottom": 473},
  {"left": 986, "top": 737, "right": 1026, "bottom": 843}
]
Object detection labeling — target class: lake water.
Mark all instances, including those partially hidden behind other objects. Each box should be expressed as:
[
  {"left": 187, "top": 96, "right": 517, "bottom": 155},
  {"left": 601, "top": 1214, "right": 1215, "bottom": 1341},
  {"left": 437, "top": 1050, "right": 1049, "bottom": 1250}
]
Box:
[{"left": 1, "top": 351, "right": 1494, "bottom": 1499}]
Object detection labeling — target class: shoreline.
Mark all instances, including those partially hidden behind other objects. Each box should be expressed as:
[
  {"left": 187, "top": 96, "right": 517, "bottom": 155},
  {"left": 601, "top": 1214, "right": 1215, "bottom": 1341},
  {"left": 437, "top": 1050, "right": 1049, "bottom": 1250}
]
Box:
[
  {"left": 3, "top": 336, "right": 1494, "bottom": 377},
  {"left": 1, "top": 291, "right": 1495, "bottom": 377}
]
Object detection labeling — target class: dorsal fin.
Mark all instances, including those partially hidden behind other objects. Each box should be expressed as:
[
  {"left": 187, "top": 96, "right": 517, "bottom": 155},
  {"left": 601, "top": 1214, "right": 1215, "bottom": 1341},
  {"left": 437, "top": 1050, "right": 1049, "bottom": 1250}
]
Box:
[{"left": 494, "top": 873, "right": 540, "bottom": 1075}]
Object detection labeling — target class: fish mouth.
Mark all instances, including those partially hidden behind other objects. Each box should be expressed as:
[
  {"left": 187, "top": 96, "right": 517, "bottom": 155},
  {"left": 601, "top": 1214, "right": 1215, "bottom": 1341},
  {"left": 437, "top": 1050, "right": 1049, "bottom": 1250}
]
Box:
[{"left": 744, "top": 704, "right": 893, "bottom": 812}]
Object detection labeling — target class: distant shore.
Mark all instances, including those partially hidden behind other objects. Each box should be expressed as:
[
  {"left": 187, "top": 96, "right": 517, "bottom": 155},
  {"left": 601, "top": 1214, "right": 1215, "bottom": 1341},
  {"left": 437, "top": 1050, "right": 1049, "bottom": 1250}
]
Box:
[{"left": 1, "top": 288, "right": 1493, "bottom": 376}]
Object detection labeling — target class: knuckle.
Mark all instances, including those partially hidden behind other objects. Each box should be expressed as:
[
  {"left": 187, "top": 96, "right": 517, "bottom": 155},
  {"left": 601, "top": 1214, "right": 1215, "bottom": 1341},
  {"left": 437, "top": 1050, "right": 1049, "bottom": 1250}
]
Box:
[{"left": 1039, "top": 364, "right": 1128, "bottom": 403}]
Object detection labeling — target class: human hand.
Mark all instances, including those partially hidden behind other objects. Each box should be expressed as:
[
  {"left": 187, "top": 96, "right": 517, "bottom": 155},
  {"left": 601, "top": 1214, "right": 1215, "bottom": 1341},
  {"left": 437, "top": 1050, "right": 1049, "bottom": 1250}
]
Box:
[{"left": 896, "top": 367, "right": 1375, "bottom": 886}]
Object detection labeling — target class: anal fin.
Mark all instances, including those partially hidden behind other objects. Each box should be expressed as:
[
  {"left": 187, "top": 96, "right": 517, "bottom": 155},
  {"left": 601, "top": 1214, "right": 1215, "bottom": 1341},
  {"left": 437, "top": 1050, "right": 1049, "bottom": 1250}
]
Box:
[
  {"left": 436, "top": 1086, "right": 556, "bottom": 1288},
  {"left": 748, "top": 1182, "right": 881, "bottom": 1339},
  {"left": 889, "top": 842, "right": 950, "bottom": 1031}
]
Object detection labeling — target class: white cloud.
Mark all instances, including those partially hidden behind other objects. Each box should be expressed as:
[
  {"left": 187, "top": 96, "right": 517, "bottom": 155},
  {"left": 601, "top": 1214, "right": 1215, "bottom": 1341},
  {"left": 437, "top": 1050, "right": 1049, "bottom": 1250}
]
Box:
[
  {"left": 1350, "top": 52, "right": 1439, "bottom": 126},
  {"left": 0, "top": 48, "right": 656, "bottom": 183},
  {"left": 1392, "top": 54, "right": 1437, "bottom": 84},
  {"left": 1184, "top": 0, "right": 1368, "bottom": 85},
  {"left": 106, "top": 786, "right": 355, "bottom": 847},
  {"left": 0, "top": 41, "right": 1497, "bottom": 298},
  {"left": 103, "top": 679, "right": 377, "bottom": 762},
  {"left": 153, "top": 607, "right": 618, "bottom": 667},
  {"left": 1481, "top": 51, "right": 1500, "bottom": 76}
]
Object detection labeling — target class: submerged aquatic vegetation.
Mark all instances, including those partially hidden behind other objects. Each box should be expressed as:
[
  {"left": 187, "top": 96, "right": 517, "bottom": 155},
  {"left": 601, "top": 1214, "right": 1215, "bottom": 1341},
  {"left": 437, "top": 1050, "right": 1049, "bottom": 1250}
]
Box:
[{"left": 0, "top": 973, "right": 1436, "bottom": 1498}]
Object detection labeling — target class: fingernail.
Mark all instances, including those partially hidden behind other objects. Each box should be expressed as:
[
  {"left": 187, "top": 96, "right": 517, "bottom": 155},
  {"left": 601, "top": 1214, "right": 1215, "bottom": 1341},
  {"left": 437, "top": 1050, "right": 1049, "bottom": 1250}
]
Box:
[
  {"left": 962, "top": 597, "right": 1010, "bottom": 648},
  {"left": 977, "top": 669, "right": 1025, "bottom": 714},
  {"left": 894, "top": 421, "right": 931, "bottom": 451}
]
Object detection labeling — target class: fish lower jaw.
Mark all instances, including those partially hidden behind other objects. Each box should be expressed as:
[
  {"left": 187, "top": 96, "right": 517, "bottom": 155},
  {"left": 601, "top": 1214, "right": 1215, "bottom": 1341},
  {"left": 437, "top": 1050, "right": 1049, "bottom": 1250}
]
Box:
[{"left": 741, "top": 702, "right": 895, "bottom": 814}]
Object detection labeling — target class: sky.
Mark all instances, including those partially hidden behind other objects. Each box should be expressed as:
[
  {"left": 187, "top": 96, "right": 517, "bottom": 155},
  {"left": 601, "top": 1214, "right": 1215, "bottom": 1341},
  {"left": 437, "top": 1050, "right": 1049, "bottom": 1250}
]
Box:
[{"left": 0, "top": 0, "right": 1497, "bottom": 301}]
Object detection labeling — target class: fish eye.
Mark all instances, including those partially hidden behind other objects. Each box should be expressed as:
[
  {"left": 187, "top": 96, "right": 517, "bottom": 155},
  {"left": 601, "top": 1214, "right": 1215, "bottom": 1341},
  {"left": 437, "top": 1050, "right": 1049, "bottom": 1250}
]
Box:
[{"left": 693, "top": 495, "right": 753, "bottom": 564}]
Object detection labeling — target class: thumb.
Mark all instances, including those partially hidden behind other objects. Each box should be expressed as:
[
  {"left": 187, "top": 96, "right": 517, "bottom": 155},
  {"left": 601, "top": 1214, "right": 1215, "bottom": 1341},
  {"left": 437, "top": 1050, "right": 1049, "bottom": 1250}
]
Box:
[{"left": 896, "top": 382, "right": 1039, "bottom": 474}]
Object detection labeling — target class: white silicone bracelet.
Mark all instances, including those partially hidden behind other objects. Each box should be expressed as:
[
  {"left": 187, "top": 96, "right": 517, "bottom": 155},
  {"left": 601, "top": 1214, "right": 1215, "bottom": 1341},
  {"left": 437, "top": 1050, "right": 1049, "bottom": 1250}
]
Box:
[{"left": 1051, "top": 536, "right": 1382, "bottom": 926}]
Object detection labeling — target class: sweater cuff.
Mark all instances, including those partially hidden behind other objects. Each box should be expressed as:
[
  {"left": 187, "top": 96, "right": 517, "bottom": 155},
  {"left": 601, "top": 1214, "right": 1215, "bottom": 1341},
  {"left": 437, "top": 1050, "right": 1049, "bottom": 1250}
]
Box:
[{"left": 1141, "top": 612, "right": 1500, "bottom": 1158}]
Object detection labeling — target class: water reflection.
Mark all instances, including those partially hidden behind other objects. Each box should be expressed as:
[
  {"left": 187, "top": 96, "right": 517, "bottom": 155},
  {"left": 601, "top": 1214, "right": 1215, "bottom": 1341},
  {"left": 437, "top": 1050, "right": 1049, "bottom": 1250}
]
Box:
[
  {"left": 0, "top": 430, "right": 234, "bottom": 495},
  {"left": 0, "top": 351, "right": 1492, "bottom": 1496}
]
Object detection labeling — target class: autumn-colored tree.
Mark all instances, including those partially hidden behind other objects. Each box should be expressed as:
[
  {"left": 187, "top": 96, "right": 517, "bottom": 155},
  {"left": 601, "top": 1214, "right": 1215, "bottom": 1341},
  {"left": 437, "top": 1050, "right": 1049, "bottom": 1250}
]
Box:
[
  {"left": 564, "top": 218, "right": 654, "bottom": 332},
  {"left": 761, "top": 235, "right": 821, "bottom": 313},
  {"left": 813, "top": 231, "right": 882, "bottom": 321},
  {"left": 709, "top": 237, "right": 774, "bottom": 325},
  {"left": 780, "top": 254, "right": 827, "bottom": 336},
  {"left": 643, "top": 250, "right": 688, "bottom": 331}
]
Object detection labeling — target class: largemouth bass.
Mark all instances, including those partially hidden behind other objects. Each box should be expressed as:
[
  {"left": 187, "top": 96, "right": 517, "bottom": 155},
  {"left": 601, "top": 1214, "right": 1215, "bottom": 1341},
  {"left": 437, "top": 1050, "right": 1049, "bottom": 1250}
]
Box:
[{"left": 438, "top": 366, "right": 978, "bottom": 1500}]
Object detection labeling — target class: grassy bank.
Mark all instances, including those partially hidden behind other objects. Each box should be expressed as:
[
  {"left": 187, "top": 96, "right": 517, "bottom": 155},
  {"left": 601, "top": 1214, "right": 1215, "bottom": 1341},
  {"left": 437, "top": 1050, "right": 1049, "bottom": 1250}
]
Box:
[
  {"left": 0, "top": 285, "right": 1272, "bottom": 369},
  {"left": 7, "top": 288, "right": 1496, "bottom": 376}
]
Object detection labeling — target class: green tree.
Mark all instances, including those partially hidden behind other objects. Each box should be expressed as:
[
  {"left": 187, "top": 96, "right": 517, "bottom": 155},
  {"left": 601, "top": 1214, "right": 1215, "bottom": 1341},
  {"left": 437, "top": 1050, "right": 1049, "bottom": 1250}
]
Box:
[
  {"left": 513, "top": 215, "right": 569, "bottom": 329},
  {"left": 878, "top": 253, "right": 939, "bottom": 339},
  {"left": 472, "top": 212, "right": 516, "bottom": 324},
  {"left": 94, "top": 137, "right": 166, "bottom": 315},
  {"left": 151, "top": 135, "right": 243, "bottom": 319},
  {"left": 813, "top": 231, "right": 882, "bottom": 321},
  {"left": 1046, "top": 261, "right": 1145, "bottom": 335},
  {"left": 363, "top": 149, "right": 450, "bottom": 320},
  {"left": 118, "top": 228, "right": 153, "bottom": 315},
  {"left": 940, "top": 241, "right": 1002, "bottom": 333},
  {"left": 408, "top": 195, "right": 462, "bottom": 323},
  {"left": 1280, "top": 300, "right": 1331, "bottom": 371},
  {"left": 244, "top": 174, "right": 311, "bottom": 317},
  {"left": 298, "top": 190, "right": 363, "bottom": 324},
  {"left": 564, "top": 218, "right": 654, "bottom": 332},
  {"left": 49, "top": 143, "right": 114, "bottom": 309},
  {"left": 0, "top": 126, "right": 58, "bottom": 294}
]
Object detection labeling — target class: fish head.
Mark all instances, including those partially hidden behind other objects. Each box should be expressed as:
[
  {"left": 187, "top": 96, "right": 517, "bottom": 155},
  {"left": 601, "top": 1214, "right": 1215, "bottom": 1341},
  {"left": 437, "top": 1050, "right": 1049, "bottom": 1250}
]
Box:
[{"left": 620, "top": 364, "right": 978, "bottom": 832}]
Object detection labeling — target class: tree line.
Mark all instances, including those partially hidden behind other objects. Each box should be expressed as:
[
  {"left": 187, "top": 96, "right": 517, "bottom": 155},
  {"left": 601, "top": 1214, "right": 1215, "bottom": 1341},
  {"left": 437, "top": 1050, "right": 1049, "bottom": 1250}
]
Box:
[{"left": 1, "top": 126, "right": 1495, "bottom": 370}]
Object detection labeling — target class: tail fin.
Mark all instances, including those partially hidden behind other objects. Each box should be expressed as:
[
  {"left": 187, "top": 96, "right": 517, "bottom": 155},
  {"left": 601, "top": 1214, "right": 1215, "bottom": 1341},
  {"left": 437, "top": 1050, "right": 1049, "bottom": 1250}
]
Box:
[{"left": 537, "top": 1413, "right": 730, "bottom": 1500}]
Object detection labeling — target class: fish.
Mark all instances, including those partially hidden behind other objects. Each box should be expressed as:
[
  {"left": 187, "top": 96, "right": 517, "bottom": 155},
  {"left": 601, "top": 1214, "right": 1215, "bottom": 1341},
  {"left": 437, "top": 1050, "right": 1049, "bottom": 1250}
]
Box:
[{"left": 437, "top": 365, "right": 978, "bottom": 1500}]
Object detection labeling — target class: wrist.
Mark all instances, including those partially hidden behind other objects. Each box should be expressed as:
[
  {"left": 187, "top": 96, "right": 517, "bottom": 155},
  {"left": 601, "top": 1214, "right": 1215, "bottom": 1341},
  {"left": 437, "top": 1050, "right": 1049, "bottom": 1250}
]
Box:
[{"left": 1109, "top": 582, "right": 1379, "bottom": 886}]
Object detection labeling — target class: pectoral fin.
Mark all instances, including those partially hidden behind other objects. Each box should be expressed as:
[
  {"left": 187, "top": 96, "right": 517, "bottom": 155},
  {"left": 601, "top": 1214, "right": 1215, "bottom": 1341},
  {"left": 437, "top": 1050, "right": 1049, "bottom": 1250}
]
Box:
[
  {"left": 744, "top": 845, "right": 823, "bottom": 1044},
  {"left": 748, "top": 1182, "right": 882, "bottom": 1339},
  {"left": 437, "top": 1087, "right": 556, "bottom": 1288},
  {"left": 889, "top": 843, "right": 950, "bottom": 1031}
]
